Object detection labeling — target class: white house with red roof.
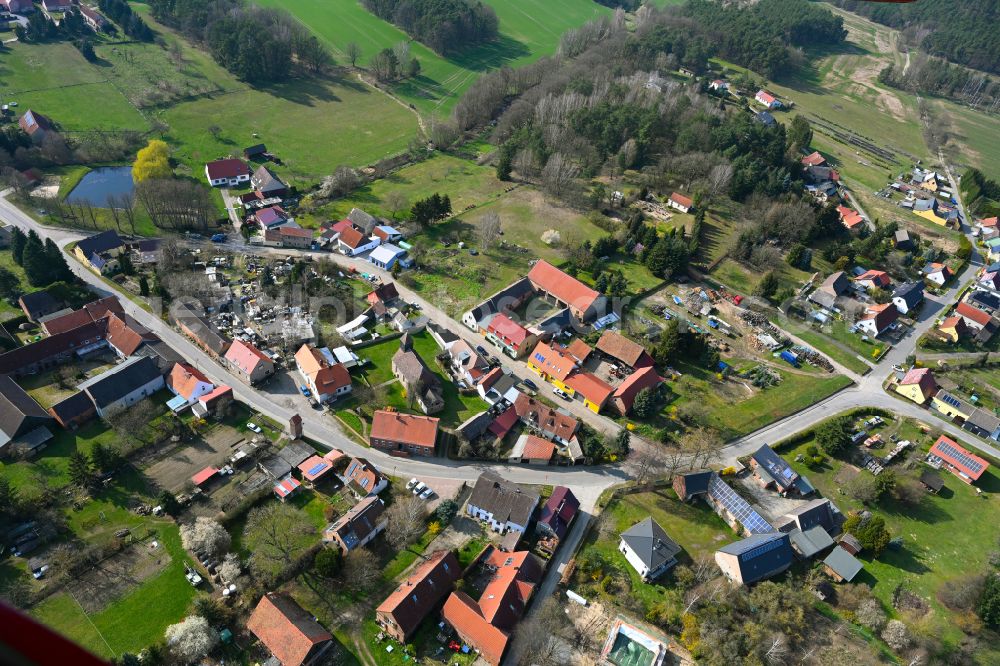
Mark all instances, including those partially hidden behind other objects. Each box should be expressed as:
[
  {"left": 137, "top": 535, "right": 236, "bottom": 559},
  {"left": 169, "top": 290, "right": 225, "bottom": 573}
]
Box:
[
  {"left": 921, "top": 262, "right": 952, "bottom": 286},
  {"left": 755, "top": 90, "right": 782, "bottom": 109},
  {"left": 205, "top": 158, "right": 251, "bottom": 187},
  {"left": 801, "top": 151, "right": 826, "bottom": 167},
  {"left": 247, "top": 593, "right": 333, "bottom": 666},
  {"left": 667, "top": 192, "right": 694, "bottom": 214},
  {"left": 979, "top": 217, "right": 998, "bottom": 240},
  {"left": 165, "top": 363, "right": 215, "bottom": 408},
  {"left": 836, "top": 204, "right": 865, "bottom": 231},
  {"left": 708, "top": 79, "right": 729, "bottom": 92},
  {"left": 854, "top": 269, "right": 891, "bottom": 291},
  {"left": 856, "top": 302, "right": 898, "bottom": 338}
]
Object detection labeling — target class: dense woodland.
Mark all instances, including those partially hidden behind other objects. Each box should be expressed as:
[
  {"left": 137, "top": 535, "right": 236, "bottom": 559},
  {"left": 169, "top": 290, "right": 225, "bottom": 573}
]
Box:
[
  {"left": 147, "top": 0, "right": 330, "bottom": 83},
  {"left": 360, "top": 0, "right": 499, "bottom": 55},
  {"left": 830, "top": 0, "right": 999, "bottom": 75}
]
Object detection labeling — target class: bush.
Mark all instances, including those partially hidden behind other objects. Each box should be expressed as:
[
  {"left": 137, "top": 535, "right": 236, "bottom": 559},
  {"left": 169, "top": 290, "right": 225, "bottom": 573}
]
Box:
[{"left": 815, "top": 415, "right": 852, "bottom": 454}]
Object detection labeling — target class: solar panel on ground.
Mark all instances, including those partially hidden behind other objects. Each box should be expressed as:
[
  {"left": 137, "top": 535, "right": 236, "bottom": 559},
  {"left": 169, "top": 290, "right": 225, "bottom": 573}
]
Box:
[
  {"left": 708, "top": 475, "right": 774, "bottom": 534},
  {"left": 936, "top": 440, "right": 984, "bottom": 473}
]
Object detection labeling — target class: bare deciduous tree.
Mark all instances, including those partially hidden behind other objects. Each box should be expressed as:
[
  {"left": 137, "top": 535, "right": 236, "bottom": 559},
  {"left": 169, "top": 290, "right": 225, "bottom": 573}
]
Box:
[
  {"left": 385, "top": 496, "right": 427, "bottom": 550},
  {"left": 708, "top": 163, "right": 734, "bottom": 199},
  {"left": 541, "top": 152, "right": 579, "bottom": 198},
  {"left": 384, "top": 191, "right": 409, "bottom": 219},
  {"left": 346, "top": 42, "right": 361, "bottom": 67},
  {"left": 343, "top": 546, "right": 381, "bottom": 592},
  {"left": 244, "top": 503, "right": 314, "bottom": 582},
  {"left": 513, "top": 597, "right": 571, "bottom": 665},
  {"left": 317, "top": 166, "right": 361, "bottom": 200},
  {"left": 165, "top": 615, "right": 218, "bottom": 664},
  {"left": 477, "top": 211, "right": 502, "bottom": 250},
  {"left": 180, "top": 517, "right": 231, "bottom": 558}
]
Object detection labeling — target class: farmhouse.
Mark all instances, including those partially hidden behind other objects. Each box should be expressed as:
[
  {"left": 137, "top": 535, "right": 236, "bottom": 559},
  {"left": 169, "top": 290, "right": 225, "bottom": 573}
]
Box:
[
  {"left": 856, "top": 303, "right": 898, "bottom": 338},
  {"left": 895, "top": 367, "right": 937, "bottom": 405},
  {"left": 391, "top": 335, "right": 443, "bottom": 415},
  {"left": 105, "top": 313, "right": 160, "bottom": 359},
  {"left": 801, "top": 151, "right": 826, "bottom": 167},
  {"left": 715, "top": 532, "right": 794, "bottom": 585},
  {"left": 854, "top": 269, "right": 891, "bottom": 291},
  {"left": 836, "top": 204, "right": 864, "bottom": 231},
  {"left": 205, "top": 158, "right": 251, "bottom": 187},
  {"left": 667, "top": 192, "right": 693, "bottom": 213},
  {"left": 619, "top": 517, "right": 682, "bottom": 581},
  {"left": 73, "top": 229, "right": 126, "bottom": 274},
  {"left": 511, "top": 393, "right": 579, "bottom": 446},
  {"left": 369, "top": 410, "right": 439, "bottom": 456},
  {"left": 0, "top": 376, "right": 53, "bottom": 459},
  {"left": 486, "top": 313, "right": 536, "bottom": 359},
  {"left": 750, "top": 444, "right": 814, "bottom": 496},
  {"left": 78, "top": 5, "right": 106, "bottom": 30},
  {"left": 508, "top": 433, "right": 555, "bottom": 465},
  {"left": 441, "top": 548, "right": 542, "bottom": 666},
  {"left": 564, "top": 371, "right": 614, "bottom": 413},
  {"left": 247, "top": 593, "right": 333, "bottom": 666},
  {"left": 18, "top": 110, "right": 52, "bottom": 142},
  {"left": 79, "top": 356, "right": 164, "bottom": 418},
  {"left": 376, "top": 550, "right": 461, "bottom": 642},
  {"left": 931, "top": 389, "right": 974, "bottom": 421},
  {"left": 336, "top": 226, "right": 380, "bottom": 257},
  {"left": 165, "top": 363, "right": 214, "bottom": 410},
  {"left": 461, "top": 278, "right": 534, "bottom": 332},
  {"left": 323, "top": 496, "right": 386, "bottom": 552},
  {"left": 346, "top": 208, "right": 379, "bottom": 235},
  {"left": 467, "top": 471, "right": 538, "bottom": 535},
  {"left": 922, "top": 262, "right": 952, "bottom": 286},
  {"left": 224, "top": 339, "right": 274, "bottom": 384},
  {"left": 41, "top": 296, "right": 122, "bottom": 336},
  {"left": 172, "top": 304, "right": 230, "bottom": 357},
  {"left": 527, "top": 260, "right": 607, "bottom": 323},
  {"left": 47, "top": 391, "right": 96, "bottom": 430},
  {"left": 341, "top": 457, "right": 387, "bottom": 497},
  {"left": 754, "top": 90, "right": 782, "bottom": 109},
  {"left": 928, "top": 435, "right": 989, "bottom": 484},
  {"left": 0, "top": 322, "right": 107, "bottom": 377},
  {"left": 269, "top": 226, "right": 313, "bottom": 249},
  {"left": 295, "top": 344, "right": 351, "bottom": 404},
  {"left": 892, "top": 281, "right": 924, "bottom": 315}
]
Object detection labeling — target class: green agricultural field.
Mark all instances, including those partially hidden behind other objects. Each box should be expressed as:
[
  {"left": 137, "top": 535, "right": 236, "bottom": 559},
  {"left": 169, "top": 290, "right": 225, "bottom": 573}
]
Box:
[
  {"left": 775, "top": 418, "right": 1000, "bottom": 661},
  {"left": 255, "top": 0, "right": 610, "bottom": 116},
  {"left": 1, "top": 42, "right": 149, "bottom": 131}
]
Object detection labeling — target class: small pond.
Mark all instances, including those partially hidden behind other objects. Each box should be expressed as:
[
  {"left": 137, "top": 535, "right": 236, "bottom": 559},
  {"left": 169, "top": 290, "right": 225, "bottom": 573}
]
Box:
[{"left": 65, "top": 167, "right": 135, "bottom": 207}]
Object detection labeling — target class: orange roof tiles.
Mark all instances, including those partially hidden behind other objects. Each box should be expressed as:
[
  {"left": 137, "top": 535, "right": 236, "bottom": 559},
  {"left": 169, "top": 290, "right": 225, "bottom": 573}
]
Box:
[
  {"left": 565, "top": 372, "right": 614, "bottom": 407},
  {"left": 247, "top": 593, "right": 332, "bottom": 666},
  {"left": 526, "top": 260, "right": 600, "bottom": 314},
  {"left": 167, "top": 363, "right": 211, "bottom": 400},
  {"left": 369, "top": 410, "right": 439, "bottom": 448},
  {"left": 527, "top": 341, "right": 578, "bottom": 381}
]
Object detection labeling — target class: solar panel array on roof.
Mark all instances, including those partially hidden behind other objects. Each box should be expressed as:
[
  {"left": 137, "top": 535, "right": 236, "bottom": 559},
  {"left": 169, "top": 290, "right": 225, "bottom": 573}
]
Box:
[
  {"left": 708, "top": 474, "right": 774, "bottom": 534},
  {"left": 308, "top": 462, "right": 328, "bottom": 476},
  {"left": 942, "top": 393, "right": 962, "bottom": 408},
  {"left": 936, "top": 440, "right": 985, "bottom": 474}
]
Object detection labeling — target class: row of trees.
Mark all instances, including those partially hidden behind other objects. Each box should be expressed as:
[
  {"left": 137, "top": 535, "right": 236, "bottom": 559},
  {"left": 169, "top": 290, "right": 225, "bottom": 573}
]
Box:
[
  {"left": 97, "top": 0, "right": 154, "bottom": 40},
  {"left": 148, "top": 0, "right": 331, "bottom": 83},
  {"left": 8, "top": 227, "right": 74, "bottom": 288},
  {"left": 361, "top": 0, "right": 499, "bottom": 55}
]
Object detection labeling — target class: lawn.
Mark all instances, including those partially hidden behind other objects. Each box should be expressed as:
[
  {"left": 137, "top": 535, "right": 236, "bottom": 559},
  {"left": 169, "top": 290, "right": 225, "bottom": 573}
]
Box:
[
  {"left": 775, "top": 417, "right": 1000, "bottom": 660},
  {"left": 572, "top": 488, "right": 733, "bottom": 615},
  {"left": 0, "top": 247, "right": 32, "bottom": 321},
  {"left": 300, "top": 153, "right": 507, "bottom": 227},
  {"left": 0, "top": 42, "right": 149, "bottom": 132},
  {"left": 784, "top": 319, "right": 873, "bottom": 376},
  {"left": 254, "top": 0, "right": 611, "bottom": 116}
]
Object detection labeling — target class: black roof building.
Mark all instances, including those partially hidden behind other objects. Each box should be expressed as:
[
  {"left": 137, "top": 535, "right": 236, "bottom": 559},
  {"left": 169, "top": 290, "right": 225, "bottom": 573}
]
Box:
[
  {"left": 0, "top": 375, "right": 53, "bottom": 456},
  {"left": 716, "top": 532, "right": 794, "bottom": 585},
  {"left": 468, "top": 472, "right": 539, "bottom": 529},
  {"left": 620, "top": 517, "right": 682, "bottom": 575},
  {"left": 19, "top": 289, "right": 65, "bottom": 322},
  {"left": 80, "top": 356, "right": 161, "bottom": 410},
  {"left": 76, "top": 230, "right": 124, "bottom": 259},
  {"left": 892, "top": 281, "right": 924, "bottom": 311}
]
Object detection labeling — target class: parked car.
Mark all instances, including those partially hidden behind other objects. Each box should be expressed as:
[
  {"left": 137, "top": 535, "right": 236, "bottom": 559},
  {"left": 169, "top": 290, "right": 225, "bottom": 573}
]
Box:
[
  {"left": 412, "top": 482, "right": 427, "bottom": 495},
  {"left": 521, "top": 378, "right": 538, "bottom": 391},
  {"left": 246, "top": 422, "right": 262, "bottom": 434},
  {"left": 32, "top": 565, "right": 49, "bottom": 580},
  {"left": 406, "top": 478, "right": 419, "bottom": 491},
  {"left": 476, "top": 345, "right": 488, "bottom": 356},
  {"left": 419, "top": 486, "right": 435, "bottom": 500},
  {"left": 553, "top": 387, "right": 571, "bottom": 401},
  {"left": 211, "top": 234, "right": 227, "bottom": 243},
  {"left": 300, "top": 385, "right": 312, "bottom": 397}
]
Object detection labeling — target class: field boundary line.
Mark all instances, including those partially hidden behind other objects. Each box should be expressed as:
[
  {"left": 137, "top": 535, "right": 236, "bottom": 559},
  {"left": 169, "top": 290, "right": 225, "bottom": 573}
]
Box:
[{"left": 69, "top": 589, "right": 116, "bottom": 658}]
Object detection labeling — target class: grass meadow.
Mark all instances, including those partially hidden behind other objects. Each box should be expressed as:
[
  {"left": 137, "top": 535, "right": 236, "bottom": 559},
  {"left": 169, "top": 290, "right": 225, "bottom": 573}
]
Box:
[{"left": 254, "top": 0, "right": 611, "bottom": 116}]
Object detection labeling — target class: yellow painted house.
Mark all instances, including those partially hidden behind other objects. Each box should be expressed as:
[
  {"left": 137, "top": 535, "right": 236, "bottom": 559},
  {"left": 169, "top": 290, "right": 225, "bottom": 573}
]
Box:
[
  {"left": 525, "top": 340, "right": 580, "bottom": 396},
  {"left": 914, "top": 207, "right": 948, "bottom": 226},
  {"left": 931, "top": 389, "right": 973, "bottom": 420},
  {"left": 938, "top": 316, "right": 966, "bottom": 343},
  {"left": 894, "top": 368, "right": 937, "bottom": 405}
]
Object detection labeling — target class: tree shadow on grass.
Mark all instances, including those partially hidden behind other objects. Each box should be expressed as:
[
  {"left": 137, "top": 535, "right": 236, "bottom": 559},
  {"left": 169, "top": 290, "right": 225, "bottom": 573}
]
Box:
[
  {"left": 262, "top": 77, "right": 343, "bottom": 107},
  {"left": 878, "top": 497, "right": 950, "bottom": 524},
  {"left": 446, "top": 35, "right": 531, "bottom": 73},
  {"left": 871, "top": 545, "right": 931, "bottom": 576}
]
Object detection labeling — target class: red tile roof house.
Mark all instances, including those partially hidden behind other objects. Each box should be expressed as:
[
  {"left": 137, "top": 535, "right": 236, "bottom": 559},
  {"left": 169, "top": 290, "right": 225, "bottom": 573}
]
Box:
[
  {"left": 376, "top": 550, "right": 461, "bottom": 642},
  {"left": 929, "top": 435, "right": 989, "bottom": 485},
  {"left": 254, "top": 205, "right": 291, "bottom": 230},
  {"left": 836, "top": 204, "right": 865, "bottom": 231},
  {"left": 854, "top": 269, "right": 891, "bottom": 291},
  {"left": 247, "top": 592, "right": 334, "bottom": 666},
  {"left": 322, "top": 495, "right": 387, "bottom": 552},
  {"left": 297, "top": 455, "right": 337, "bottom": 488},
  {"left": 205, "top": 158, "right": 251, "bottom": 187},
  {"left": 526, "top": 260, "right": 607, "bottom": 323},
  {"left": 485, "top": 313, "right": 537, "bottom": 359},
  {"left": 441, "top": 548, "right": 543, "bottom": 666},
  {"left": 224, "top": 339, "right": 275, "bottom": 384},
  {"left": 369, "top": 410, "right": 440, "bottom": 456},
  {"left": 512, "top": 393, "right": 579, "bottom": 446},
  {"left": 166, "top": 362, "right": 215, "bottom": 408},
  {"left": 801, "top": 151, "right": 827, "bottom": 167},
  {"left": 564, "top": 371, "right": 614, "bottom": 413},
  {"left": 366, "top": 282, "right": 400, "bottom": 308},
  {"left": 956, "top": 301, "right": 995, "bottom": 332},
  {"left": 193, "top": 384, "right": 233, "bottom": 418},
  {"left": 754, "top": 89, "right": 782, "bottom": 109},
  {"left": 595, "top": 330, "right": 654, "bottom": 370},
  {"left": 667, "top": 192, "right": 693, "bottom": 214},
  {"left": 611, "top": 366, "right": 663, "bottom": 416},
  {"left": 41, "top": 296, "right": 123, "bottom": 336},
  {"left": 277, "top": 226, "right": 313, "bottom": 249},
  {"left": 508, "top": 433, "right": 556, "bottom": 465},
  {"left": 336, "top": 225, "right": 380, "bottom": 257},
  {"left": 894, "top": 367, "right": 938, "bottom": 404},
  {"left": 295, "top": 344, "right": 352, "bottom": 403},
  {"left": 856, "top": 303, "right": 898, "bottom": 338},
  {"left": 340, "top": 456, "right": 388, "bottom": 497}
]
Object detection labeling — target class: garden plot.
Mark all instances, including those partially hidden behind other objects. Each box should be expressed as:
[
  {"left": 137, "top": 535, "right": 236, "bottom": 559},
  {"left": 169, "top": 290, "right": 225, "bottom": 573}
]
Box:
[{"left": 67, "top": 539, "right": 171, "bottom": 616}]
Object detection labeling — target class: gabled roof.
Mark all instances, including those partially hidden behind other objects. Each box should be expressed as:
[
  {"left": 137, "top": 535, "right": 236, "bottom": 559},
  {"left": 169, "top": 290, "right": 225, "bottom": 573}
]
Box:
[
  {"left": 0, "top": 375, "right": 51, "bottom": 443},
  {"left": 18, "top": 289, "right": 64, "bottom": 320},
  {"left": 487, "top": 313, "right": 530, "bottom": 345},
  {"left": 346, "top": 208, "right": 378, "bottom": 233},
  {"left": 537, "top": 486, "right": 579, "bottom": 540},
  {"left": 861, "top": 303, "right": 898, "bottom": 332},
  {"left": 899, "top": 367, "right": 933, "bottom": 387},
  {"left": 526, "top": 341, "right": 578, "bottom": 381},
  {"left": 337, "top": 226, "right": 367, "bottom": 249},
  {"left": 369, "top": 243, "right": 405, "bottom": 264},
  {"left": 370, "top": 410, "right": 439, "bottom": 448},
  {"left": 789, "top": 525, "right": 834, "bottom": 558},
  {"left": 41, "top": 296, "right": 122, "bottom": 335},
  {"left": 613, "top": 366, "right": 662, "bottom": 413},
  {"left": 930, "top": 435, "right": 988, "bottom": 481},
  {"left": 254, "top": 206, "right": 288, "bottom": 227},
  {"left": 167, "top": 363, "right": 211, "bottom": 401},
  {"left": 596, "top": 331, "right": 651, "bottom": 368},
  {"left": 801, "top": 151, "right": 826, "bottom": 167},
  {"left": 526, "top": 260, "right": 601, "bottom": 313},
  {"left": 205, "top": 158, "right": 250, "bottom": 181},
  {"left": 782, "top": 498, "right": 835, "bottom": 533},
  {"left": 510, "top": 433, "right": 555, "bottom": 461},
  {"left": 892, "top": 281, "right": 924, "bottom": 308},
  {"left": 343, "top": 456, "right": 384, "bottom": 495},
  {"left": 367, "top": 283, "right": 399, "bottom": 305},
  {"left": 247, "top": 593, "right": 332, "bottom": 666},
  {"left": 442, "top": 592, "right": 510, "bottom": 666},
  {"left": 564, "top": 372, "right": 613, "bottom": 407},
  {"left": 376, "top": 550, "right": 460, "bottom": 639},
  {"left": 105, "top": 313, "right": 159, "bottom": 356},
  {"left": 326, "top": 495, "right": 385, "bottom": 548},
  {"left": 956, "top": 301, "right": 993, "bottom": 327},
  {"left": 224, "top": 339, "right": 272, "bottom": 375},
  {"left": 669, "top": 192, "right": 693, "bottom": 209},
  {"left": 823, "top": 546, "right": 863, "bottom": 581},
  {"left": 756, "top": 90, "right": 777, "bottom": 104},
  {"left": 752, "top": 444, "right": 799, "bottom": 492},
  {"left": 855, "top": 269, "right": 890, "bottom": 287},
  {"left": 80, "top": 356, "right": 161, "bottom": 409},
  {"left": 251, "top": 165, "right": 286, "bottom": 193},
  {"left": 621, "top": 517, "right": 681, "bottom": 570},
  {"left": 47, "top": 390, "right": 95, "bottom": 426},
  {"left": 717, "top": 532, "right": 793, "bottom": 584},
  {"left": 468, "top": 472, "right": 539, "bottom": 527},
  {"left": 512, "top": 393, "right": 579, "bottom": 442}
]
